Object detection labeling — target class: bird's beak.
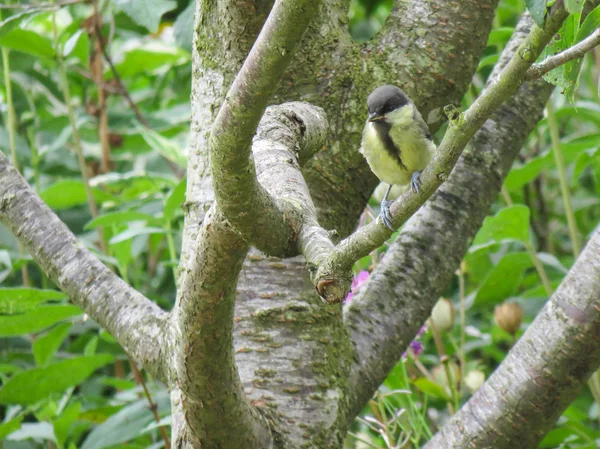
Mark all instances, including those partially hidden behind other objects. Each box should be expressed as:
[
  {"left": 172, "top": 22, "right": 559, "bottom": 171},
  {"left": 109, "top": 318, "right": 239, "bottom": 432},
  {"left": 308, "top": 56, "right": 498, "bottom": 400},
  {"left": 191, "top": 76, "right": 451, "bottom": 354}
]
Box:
[{"left": 368, "top": 112, "right": 384, "bottom": 122}]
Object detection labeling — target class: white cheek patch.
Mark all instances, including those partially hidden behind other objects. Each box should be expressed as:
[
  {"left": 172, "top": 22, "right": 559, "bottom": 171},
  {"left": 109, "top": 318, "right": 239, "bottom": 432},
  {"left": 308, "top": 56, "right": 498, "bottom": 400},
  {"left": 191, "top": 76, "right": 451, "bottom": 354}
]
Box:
[{"left": 386, "top": 104, "right": 414, "bottom": 127}]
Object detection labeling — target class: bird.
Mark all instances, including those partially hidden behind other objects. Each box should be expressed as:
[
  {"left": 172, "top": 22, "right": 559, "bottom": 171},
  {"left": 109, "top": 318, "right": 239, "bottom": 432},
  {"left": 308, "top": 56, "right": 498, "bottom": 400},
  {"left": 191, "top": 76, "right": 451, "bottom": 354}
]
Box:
[{"left": 360, "top": 85, "right": 436, "bottom": 230}]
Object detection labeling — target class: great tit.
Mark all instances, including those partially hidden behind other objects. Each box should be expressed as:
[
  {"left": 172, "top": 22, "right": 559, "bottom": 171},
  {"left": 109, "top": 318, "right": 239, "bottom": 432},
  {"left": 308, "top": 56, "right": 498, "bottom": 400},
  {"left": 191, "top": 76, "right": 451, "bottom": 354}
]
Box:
[{"left": 360, "top": 85, "right": 435, "bottom": 230}]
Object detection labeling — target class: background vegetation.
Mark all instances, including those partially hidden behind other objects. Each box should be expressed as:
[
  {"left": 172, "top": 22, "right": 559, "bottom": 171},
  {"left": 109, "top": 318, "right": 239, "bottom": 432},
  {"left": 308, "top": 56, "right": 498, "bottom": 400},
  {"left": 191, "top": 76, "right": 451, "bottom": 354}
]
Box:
[{"left": 0, "top": 0, "right": 599, "bottom": 447}]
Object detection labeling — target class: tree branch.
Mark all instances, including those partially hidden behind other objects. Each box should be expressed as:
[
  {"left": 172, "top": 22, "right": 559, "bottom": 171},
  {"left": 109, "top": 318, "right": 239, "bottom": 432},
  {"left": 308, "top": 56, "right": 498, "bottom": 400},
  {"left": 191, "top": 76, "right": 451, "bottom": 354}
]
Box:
[
  {"left": 209, "top": 0, "right": 322, "bottom": 257},
  {"left": 171, "top": 102, "right": 329, "bottom": 448},
  {"left": 0, "top": 151, "right": 169, "bottom": 382},
  {"left": 344, "top": 13, "right": 556, "bottom": 421},
  {"left": 424, "top": 228, "right": 600, "bottom": 449},
  {"left": 313, "top": 3, "right": 569, "bottom": 303},
  {"left": 171, "top": 204, "right": 271, "bottom": 449},
  {"left": 527, "top": 28, "right": 600, "bottom": 80}
]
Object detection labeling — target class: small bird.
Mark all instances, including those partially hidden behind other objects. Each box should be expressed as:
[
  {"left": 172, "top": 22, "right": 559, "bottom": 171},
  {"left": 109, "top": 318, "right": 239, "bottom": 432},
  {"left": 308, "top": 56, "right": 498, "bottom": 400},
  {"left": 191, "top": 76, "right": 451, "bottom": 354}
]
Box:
[{"left": 360, "top": 85, "right": 435, "bottom": 230}]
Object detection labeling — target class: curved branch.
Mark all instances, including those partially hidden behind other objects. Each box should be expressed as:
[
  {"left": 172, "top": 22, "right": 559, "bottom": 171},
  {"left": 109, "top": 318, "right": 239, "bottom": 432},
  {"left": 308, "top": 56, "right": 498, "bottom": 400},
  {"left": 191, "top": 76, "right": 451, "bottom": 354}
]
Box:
[
  {"left": 171, "top": 204, "right": 271, "bottom": 449},
  {"left": 172, "top": 102, "right": 330, "bottom": 448},
  {"left": 210, "top": 0, "right": 322, "bottom": 257},
  {"left": 424, "top": 228, "right": 600, "bottom": 449},
  {"left": 313, "top": 3, "right": 569, "bottom": 303},
  {"left": 0, "top": 151, "right": 169, "bottom": 382},
  {"left": 344, "top": 13, "right": 555, "bottom": 420}
]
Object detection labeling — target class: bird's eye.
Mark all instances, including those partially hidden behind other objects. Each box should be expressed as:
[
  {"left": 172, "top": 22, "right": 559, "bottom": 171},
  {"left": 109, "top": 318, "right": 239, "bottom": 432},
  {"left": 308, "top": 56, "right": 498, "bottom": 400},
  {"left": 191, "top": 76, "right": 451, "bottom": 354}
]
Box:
[{"left": 384, "top": 105, "right": 392, "bottom": 113}]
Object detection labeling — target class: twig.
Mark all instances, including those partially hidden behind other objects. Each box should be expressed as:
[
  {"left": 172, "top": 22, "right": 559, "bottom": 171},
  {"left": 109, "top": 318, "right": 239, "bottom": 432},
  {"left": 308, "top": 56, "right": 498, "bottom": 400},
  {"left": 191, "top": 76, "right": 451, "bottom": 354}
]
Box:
[
  {"left": 130, "top": 359, "right": 171, "bottom": 449},
  {"left": 93, "top": 23, "right": 184, "bottom": 178},
  {"left": 90, "top": 1, "right": 112, "bottom": 173},
  {"left": 527, "top": 29, "right": 600, "bottom": 80},
  {"left": 1, "top": 37, "right": 31, "bottom": 286},
  {"left": 546, "top": 100, "right": 581, "bottom": 256},
  {"left": 51, "top": 4, "right": 107, "bottom": 254},
  {"left": 72, "top": 66, "right": 124, "bottom": 94}
]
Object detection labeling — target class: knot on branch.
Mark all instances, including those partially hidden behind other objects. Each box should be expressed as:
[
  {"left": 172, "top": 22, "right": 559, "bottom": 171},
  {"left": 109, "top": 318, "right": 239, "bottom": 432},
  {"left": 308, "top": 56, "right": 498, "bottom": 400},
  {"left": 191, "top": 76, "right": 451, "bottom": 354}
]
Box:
[{"left": 443, "top": 104, "right": 461, "bottom": 122}]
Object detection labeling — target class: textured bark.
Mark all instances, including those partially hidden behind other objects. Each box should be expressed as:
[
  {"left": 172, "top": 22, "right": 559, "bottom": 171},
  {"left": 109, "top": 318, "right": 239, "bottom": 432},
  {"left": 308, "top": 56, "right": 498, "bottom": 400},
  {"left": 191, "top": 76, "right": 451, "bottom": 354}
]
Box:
[
  {"left": 344, "top": 13, "right": 557, "bottom": 423},
  {"left": 173, "top": 102, "right": 330, "bottom": 448},
  {"left": 209, "top": 0, "right": 323, "bottom": 257},
  {"left": 0, "top": 151, "right": 169, "bottom": 382},
  {"left": 6, "top": 0, "right": 598, "bottom": 447},
  {"left": 172, "top": 204, "right": 270, "bottom": 449},
  {"left": 424, "top": 228, "right": 600, "bottom": 448}
]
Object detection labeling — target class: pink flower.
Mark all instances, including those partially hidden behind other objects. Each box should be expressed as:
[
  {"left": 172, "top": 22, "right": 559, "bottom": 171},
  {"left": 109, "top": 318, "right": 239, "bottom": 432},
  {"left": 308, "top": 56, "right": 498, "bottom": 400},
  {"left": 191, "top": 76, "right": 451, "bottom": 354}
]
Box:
[{"left": 345, "top": 270, "right": 370, "bottom": 303}]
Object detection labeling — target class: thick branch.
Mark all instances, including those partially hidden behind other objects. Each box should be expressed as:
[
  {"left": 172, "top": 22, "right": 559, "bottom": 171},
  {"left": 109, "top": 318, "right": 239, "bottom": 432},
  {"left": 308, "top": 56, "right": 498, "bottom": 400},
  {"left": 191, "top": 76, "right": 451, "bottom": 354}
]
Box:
[
  {"left": 527, "top": 28, "right": 600, "bottom": 80},
  {"left": 313, "top": 3, "right": 569, "bottom": 303},
  {"left": 344, "top": 13, "right": 555, "bottom": 420},
  {"left": 171, "top": 204, "right": 271, "bottom": 449},
  {"left": 210, "top": 0, "right": 321, "bottom": 257},
  {"left": 0, "top": 151, "right": 169, "bottom": 382},
  {"left": 425, "top": 228, "right": 600, "bottom": 448},
  {"left": 172, "top": 102, "right": 329, "bottom": 448}
]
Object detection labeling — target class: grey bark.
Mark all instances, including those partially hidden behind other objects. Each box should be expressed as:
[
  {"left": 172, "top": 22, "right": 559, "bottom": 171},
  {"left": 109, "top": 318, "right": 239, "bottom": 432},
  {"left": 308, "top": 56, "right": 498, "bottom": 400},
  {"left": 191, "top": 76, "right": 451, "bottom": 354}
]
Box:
[
  {"left": 423, "top": 226, "right": 600, "bottom": 447},
  {"left": 0, "top": 152, "right": 169, "bottom": 382},
  {"left": 3, "top": 0, "right": 600, "bottom": 448}
]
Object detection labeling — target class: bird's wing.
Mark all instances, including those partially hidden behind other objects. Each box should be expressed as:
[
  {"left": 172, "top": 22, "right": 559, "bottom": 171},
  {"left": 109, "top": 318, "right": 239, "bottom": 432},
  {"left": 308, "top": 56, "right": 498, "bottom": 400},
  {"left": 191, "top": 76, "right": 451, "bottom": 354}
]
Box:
[{"left": 413, "top": 106, "right": 432, "bottom": 140}]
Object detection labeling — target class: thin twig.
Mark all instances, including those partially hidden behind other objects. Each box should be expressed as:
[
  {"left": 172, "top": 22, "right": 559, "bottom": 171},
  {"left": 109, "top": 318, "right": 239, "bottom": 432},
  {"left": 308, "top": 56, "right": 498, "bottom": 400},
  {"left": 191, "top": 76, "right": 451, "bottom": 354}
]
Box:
[
  {"left": 527, "top": 29, "right": 600, "bottom": 80},
  {"left": 51, "top": 4, "right": 107, "bottom": 254},
  {"left": 1, "top": 37, "right": 31, "bottom": 286},
  {"left": 90, "top": 1, "right": 112, "bottom": 173},
  {"left": 546, "top": 100, "right": 581, "bottom": 256},
  {"left": 72, "top": 66, "right": 124, "bottom": 94},
  {"left": 130, "top": 359, "right": 171, "bottom": 449},
  {"left": 93, "top": 23, "right": 184, "bottom": 177}
]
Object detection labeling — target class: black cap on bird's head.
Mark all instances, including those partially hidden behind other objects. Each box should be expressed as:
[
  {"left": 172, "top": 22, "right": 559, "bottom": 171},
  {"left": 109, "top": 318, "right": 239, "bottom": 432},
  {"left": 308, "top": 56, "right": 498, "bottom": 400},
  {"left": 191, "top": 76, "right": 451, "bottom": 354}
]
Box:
[{"left": 367, "top": 85, "right": 410, "bottom": 122}]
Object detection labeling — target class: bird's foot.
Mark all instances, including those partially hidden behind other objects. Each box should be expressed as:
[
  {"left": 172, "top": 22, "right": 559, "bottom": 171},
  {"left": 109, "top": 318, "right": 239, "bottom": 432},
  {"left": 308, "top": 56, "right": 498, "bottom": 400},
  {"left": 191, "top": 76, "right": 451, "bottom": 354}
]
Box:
[
  {"left": 379, "top": 199, "right": 395, "bottom": 231},
  {"left": 411, "top": 171, "right": 422, "bottom": 194}
]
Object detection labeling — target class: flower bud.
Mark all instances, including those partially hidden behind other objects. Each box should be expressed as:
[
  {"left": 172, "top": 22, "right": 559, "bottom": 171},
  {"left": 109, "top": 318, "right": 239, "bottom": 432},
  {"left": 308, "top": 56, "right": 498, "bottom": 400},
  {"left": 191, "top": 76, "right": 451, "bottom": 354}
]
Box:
[
  {"left": 464, "top": 369, "right": 485, "bottom": 393},
  {"left": 494, "top": 302, "right": 523, "bottom": 335},
  {"left": 432, "top": 361, "right": 460, "bottom": 389},
  {"left": 428, "top": 298, "right": 456, "bottom": 333}
]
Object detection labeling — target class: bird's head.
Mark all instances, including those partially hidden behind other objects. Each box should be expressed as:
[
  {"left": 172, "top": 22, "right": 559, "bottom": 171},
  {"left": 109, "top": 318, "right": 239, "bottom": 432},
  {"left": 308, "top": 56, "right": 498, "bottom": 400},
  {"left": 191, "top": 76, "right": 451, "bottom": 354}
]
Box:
[{"left": 367, "top": 85, "right": 412, "bottom": 125}]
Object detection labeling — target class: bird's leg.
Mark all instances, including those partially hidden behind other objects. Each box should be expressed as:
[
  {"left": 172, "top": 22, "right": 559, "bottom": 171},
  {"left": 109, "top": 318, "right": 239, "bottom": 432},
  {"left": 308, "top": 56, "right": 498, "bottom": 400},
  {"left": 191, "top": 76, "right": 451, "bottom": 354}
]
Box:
[
  {"left": 410, "top": 171, "right": 422, "bottom": 194},
  {"left": 379, "top": 184, "right": 395, "bottom": 231}
]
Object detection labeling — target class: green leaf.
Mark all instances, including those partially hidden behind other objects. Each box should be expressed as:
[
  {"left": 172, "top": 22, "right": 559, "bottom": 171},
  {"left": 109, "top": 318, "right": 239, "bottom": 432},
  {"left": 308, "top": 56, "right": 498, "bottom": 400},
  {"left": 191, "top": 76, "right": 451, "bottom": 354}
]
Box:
[
  {"left": 524, "top": 0, "right": 547, "bottom": 26},
  {"left": 413, "top": 377, "right": 451, "bottom": 401},
  {"left": 0, "top": 355, "right": 114, "bottom": 405},
  {"left": 63, "top": 28, "right": 89, "bottom": 61},
  {"left": 565, "top": 0, "right": 585, "bottom": 14},
  {"left": 84, "top": 211, "right": 159, "bottom": 230},
  {"left": 0, "top": 417, "right": 23, "bottom": 439},
  {"left": 474, "top": 252, "right": 533, "bottom": 306},
  {"left": 114, "top": 0, "right": 177, "bottom": 33},
  {"left": 0, "top": 304, "right": 82, "bottom": 337},
  {"left": 54, "top": 402, "right": 81, "bottom": 448},
  {"left": 0, "top": 10, "right": 44, "bottom": 39},
  {"left": 174, "top": 0, "right": 194, "bottom": 52},
  {"left": 486, "top": 27, "right": 514, "bottom": 47},
  {"left": 164, "top": 178, "right": 186, "bottom": 221},
  {"left": 109, "top": 227, "right": 166, "bottom": 244},
  {"left": 138, "top": 126, "right": 187, "bottom": 167},
  {"left": 40, "top": 180, "right": 114, "bottom": 210},
  {"left": 471, "top": 205, "right": 531, "bottom": 250},
  {"left": 33, "top": 323, "right": 73, "bottom": 367},
  {"left": 115, "top": 44, "right": 189, "bottom": 78},
  {"left": 0, "top": 28, "right": 55, "bottom": 59},
  {"left": 0, "top": 288, "right": 65, "bottom": 314},
  {"left": 81, "top": 391, "right": 170, "bottom": 449}
]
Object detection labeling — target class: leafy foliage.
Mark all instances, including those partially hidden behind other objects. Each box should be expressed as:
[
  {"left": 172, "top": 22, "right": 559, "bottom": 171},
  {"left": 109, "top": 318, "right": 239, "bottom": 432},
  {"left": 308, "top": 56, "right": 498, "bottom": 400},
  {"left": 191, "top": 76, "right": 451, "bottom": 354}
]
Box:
[{"left": 0, "top": 0, "right": 598, "bottom": 447}]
